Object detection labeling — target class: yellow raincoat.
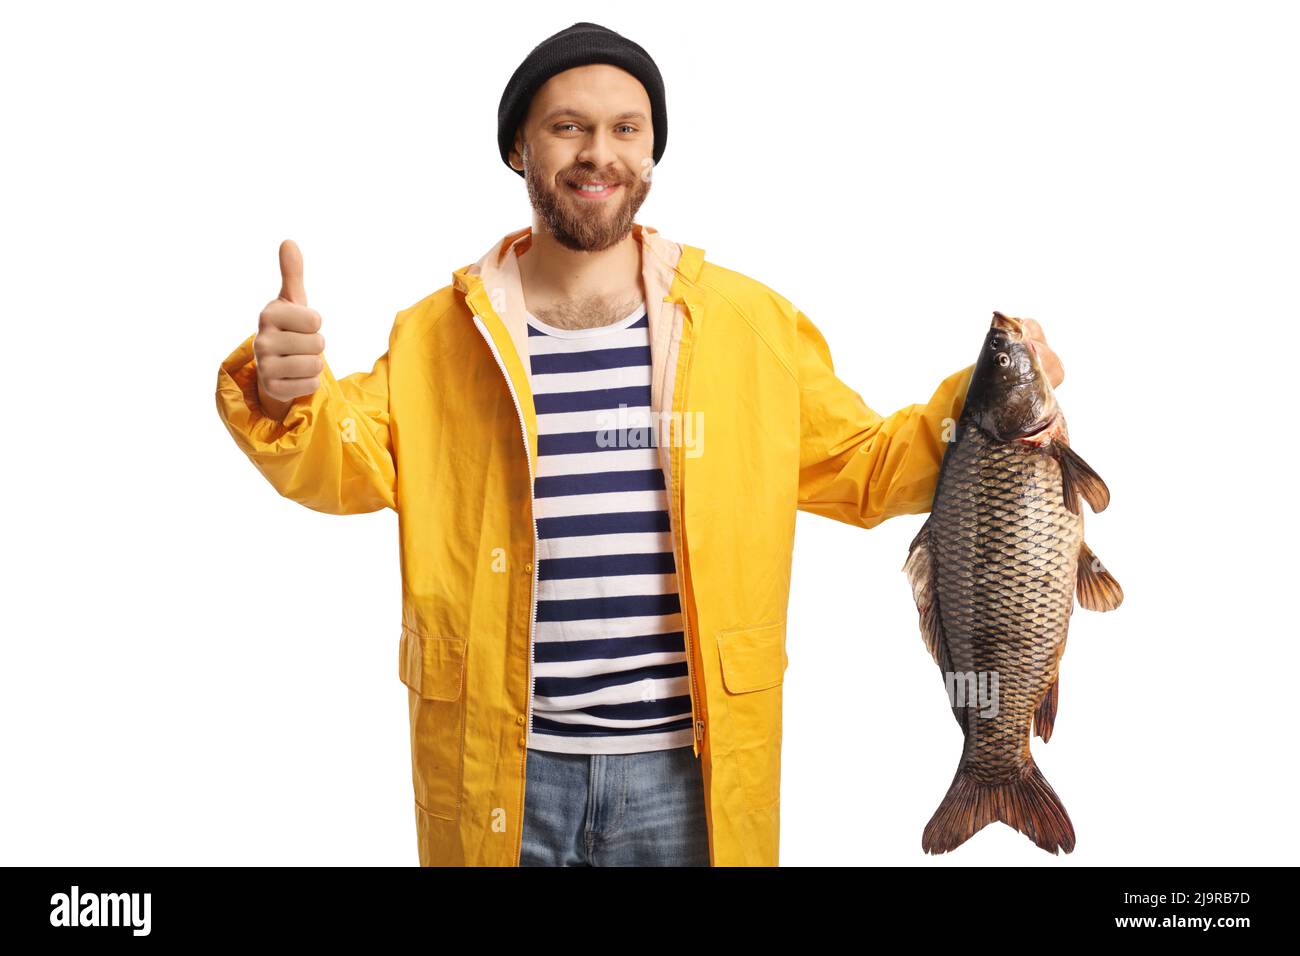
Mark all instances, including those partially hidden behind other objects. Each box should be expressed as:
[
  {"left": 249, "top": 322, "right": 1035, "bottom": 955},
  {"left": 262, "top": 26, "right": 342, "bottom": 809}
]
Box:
[{"left": 215, "top": 223, "right": 974, "bottom": 865}]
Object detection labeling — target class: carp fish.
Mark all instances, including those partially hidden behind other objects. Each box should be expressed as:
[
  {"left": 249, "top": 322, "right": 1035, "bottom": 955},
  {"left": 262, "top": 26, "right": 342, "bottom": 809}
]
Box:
[{"left": 903, "top": 311, "right": 1123, "bottom": 854}]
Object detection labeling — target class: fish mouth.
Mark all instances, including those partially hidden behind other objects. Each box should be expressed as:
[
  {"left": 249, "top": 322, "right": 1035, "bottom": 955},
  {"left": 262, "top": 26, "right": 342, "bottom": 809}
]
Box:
[
  {"left": 992, "top": 310, "right": 1052, "bottom": 384},
  {"left": 991, "top": 311, "right": 1024, "bottom": 337}
]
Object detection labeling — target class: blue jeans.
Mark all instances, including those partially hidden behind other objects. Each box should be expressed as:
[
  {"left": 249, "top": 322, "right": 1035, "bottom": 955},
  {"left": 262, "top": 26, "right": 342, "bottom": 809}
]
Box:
[{"left": 519, "top": 745, "right": 710, "bottom": 866}]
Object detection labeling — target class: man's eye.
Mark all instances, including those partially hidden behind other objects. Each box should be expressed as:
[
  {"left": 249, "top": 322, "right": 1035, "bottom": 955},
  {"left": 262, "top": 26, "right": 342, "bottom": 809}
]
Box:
[{"left": 555, "top": 122, "right": 636, "bottom": 134}]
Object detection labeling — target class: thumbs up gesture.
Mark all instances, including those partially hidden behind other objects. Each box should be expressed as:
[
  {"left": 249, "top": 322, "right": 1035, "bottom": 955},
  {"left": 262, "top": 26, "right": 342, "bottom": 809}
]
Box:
[{"left": 255, "top": 240, "right": 326, "bottom": 420}]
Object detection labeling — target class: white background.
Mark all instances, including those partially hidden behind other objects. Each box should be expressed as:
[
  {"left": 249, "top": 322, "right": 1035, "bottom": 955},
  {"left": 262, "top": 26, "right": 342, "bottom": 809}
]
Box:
[{"left": 2, "top": 0, "right": 1296, "bottom": 866}]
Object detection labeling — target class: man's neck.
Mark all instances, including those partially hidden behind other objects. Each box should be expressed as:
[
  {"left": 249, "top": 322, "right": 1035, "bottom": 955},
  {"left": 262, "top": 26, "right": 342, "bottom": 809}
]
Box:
[{"left": 517, "top": 224, "right": 645, "bottom": 331}]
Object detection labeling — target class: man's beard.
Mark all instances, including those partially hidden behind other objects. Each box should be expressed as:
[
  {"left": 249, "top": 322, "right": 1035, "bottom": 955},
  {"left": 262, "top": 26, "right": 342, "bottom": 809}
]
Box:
[{"left": 524, "top": 150, "right": 651, "bottom": 252}]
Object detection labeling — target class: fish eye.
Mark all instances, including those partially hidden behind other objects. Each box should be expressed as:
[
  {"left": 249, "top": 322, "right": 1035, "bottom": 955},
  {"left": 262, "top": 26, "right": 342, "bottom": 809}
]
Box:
[{"left": 997, "top": 352, "right": 1010, "bottom": 367}]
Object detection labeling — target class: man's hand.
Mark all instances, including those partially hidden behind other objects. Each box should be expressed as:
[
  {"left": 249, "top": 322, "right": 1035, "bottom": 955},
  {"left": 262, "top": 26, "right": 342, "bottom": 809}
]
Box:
[
  {"left": 254, "top": 240, "right": 326, "bottom": 422},
  {"left": 1022, "top": 318, "right": 1064, "bottom": 389}
]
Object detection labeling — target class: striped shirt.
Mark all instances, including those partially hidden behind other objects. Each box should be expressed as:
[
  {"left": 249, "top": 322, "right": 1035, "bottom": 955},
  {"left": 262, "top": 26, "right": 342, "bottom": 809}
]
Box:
[{"left": 524, "top": 303, "right": 695, "bottom": 755}]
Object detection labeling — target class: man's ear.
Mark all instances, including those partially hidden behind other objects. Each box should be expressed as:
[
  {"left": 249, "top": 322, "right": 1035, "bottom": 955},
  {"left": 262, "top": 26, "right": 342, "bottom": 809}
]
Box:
[{"left": 509, "top": 129, "right": 526, "bottom": 172}]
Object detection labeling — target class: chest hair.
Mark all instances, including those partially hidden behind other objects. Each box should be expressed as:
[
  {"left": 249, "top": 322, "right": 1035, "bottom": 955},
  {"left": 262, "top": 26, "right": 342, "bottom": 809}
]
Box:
[{"left": 532, "top": 293, "right": 643, "bottom": 331}]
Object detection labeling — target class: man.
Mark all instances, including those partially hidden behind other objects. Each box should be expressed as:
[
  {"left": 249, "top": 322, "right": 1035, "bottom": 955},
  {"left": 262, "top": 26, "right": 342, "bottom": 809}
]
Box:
[{"left": 215, "top": 21, "right": 1064, "bottom": 866}]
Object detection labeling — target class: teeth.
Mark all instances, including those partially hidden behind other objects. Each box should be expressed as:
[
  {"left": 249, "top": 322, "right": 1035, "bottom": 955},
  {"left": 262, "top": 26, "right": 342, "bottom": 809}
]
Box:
[{"left": 575, "top": 183, "right": 611, "bottom": 192}]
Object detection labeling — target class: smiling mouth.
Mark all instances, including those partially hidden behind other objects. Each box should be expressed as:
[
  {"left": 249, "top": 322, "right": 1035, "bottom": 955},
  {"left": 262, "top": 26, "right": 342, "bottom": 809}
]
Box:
[{"left": 567, "top": 181, "right": 621, "bottom": 200}]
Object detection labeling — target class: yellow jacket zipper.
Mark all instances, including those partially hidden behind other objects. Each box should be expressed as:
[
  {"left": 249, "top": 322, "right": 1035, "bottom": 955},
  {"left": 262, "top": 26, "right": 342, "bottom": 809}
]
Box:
[
  {"left": 668, "top": 303, "right": 704, "bottom": 755},
  {"left": 469, "top": 313, "right": 538, "bottom": 868}
]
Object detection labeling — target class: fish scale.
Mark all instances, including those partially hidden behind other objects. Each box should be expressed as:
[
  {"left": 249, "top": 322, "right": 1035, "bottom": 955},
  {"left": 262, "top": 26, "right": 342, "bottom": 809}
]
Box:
[{"left": 932, "top": 422, "right": 1081, "bottom": 784}]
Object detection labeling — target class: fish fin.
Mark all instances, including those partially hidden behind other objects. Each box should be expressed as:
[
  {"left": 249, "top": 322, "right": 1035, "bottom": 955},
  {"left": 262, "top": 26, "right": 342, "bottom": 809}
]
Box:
[
  {"left": 1077, "top": 540, "right": 1124, "bottom": 611},
  {"left": 922, "top": 757, "right": 1076, "bottom": 855},
  {"left": 903, "top": 518, "right": 944, "bottom": 668},
  {"left": 1050, "top": 441, "right": 1111, "bottom": 515},
  {"left": 904, "top": 519, "right": 966, "bottom": 730},
  {"left": 1034, "top": 677, "right": 1059, "bottom": 742}
]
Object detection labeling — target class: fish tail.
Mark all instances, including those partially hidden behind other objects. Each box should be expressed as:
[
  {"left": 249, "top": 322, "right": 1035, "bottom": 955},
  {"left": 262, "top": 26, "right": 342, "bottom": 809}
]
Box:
[{"left": 923, "top": 758, "right": 1076, "bottom": 854}]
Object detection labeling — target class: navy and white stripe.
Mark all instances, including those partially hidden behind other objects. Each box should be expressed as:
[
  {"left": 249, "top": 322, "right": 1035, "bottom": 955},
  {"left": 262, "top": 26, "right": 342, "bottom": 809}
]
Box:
[{"left": 525, "top": 304, "right": 694, "bottom": 755}]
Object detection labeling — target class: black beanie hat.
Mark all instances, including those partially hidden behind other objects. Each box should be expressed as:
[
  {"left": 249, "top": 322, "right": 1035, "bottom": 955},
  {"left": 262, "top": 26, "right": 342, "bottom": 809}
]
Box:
[{"left": 497, "top": 22, "right": 666, "bottom": 178}]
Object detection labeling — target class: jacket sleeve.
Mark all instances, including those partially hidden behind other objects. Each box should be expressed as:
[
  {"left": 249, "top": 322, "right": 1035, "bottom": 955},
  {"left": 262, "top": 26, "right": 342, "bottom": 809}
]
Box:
[
  {"left": 795, "top": 308, "right": 973, "bottom": 529},
  {"left": 215, "top": 332, "right": 398, "bottom": 515}
]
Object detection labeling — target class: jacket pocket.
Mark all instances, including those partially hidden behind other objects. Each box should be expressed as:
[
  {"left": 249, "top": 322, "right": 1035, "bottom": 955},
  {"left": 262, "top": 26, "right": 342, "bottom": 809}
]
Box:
[
  {"left": 399, "top": 627, "right": 467, "bottom": 820},
  {"left": 716, "top": 620, "right": 788, "bottom": 812}
]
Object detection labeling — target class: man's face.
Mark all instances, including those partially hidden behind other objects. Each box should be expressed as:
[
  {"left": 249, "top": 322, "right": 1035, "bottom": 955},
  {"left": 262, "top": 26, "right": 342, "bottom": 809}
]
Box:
[{"left": 511, "top": 64, "right": 654, "bottom": 252}]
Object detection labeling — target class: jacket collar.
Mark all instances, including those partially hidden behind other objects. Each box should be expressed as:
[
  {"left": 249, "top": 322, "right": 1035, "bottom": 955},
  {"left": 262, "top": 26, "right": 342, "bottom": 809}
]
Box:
[
  {"left": 452, "top": 220, "right": 704, "bottom": 320},
  {"left": 451, "top": 222, "right": 707, "bottom": 431}
]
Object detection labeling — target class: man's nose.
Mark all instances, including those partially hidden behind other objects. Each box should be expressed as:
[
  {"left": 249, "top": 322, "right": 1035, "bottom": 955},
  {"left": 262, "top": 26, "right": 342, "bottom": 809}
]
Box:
[{"left": 575, "top": 130, "right": 619, "bottom": 175}]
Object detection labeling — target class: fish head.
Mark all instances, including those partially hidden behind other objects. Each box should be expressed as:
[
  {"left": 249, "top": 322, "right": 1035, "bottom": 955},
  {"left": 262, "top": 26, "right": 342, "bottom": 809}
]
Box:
[{"left": 965, "top": 311, "right": 1060, "bottom": 442}]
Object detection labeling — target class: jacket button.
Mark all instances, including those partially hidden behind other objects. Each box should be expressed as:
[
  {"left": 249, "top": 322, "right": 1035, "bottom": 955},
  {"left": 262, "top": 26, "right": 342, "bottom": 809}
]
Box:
[
  {"left": 524, "top": 562, "right": 533, "bottom": 573},
  {"left": 516, "top": 714, "right": 525, "bottom": 725},
  {"left": 518, "top": 735, "right": 527, "bottom": 748}
]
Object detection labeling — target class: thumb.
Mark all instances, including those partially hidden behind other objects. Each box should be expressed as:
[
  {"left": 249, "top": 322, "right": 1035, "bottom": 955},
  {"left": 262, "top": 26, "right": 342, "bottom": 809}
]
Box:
[{"left": 278, "top": 239, "right": 308, "bottom": 305}]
